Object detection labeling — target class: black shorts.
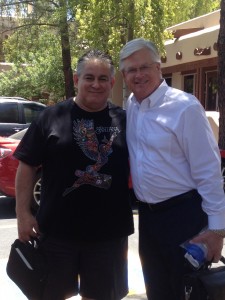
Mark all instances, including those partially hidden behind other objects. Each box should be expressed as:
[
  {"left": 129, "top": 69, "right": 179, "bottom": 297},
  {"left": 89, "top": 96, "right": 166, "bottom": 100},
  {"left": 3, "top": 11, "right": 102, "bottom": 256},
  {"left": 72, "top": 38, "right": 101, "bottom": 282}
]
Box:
[{"left": 40, "top": 236, "right": 129, "bottom": 300}]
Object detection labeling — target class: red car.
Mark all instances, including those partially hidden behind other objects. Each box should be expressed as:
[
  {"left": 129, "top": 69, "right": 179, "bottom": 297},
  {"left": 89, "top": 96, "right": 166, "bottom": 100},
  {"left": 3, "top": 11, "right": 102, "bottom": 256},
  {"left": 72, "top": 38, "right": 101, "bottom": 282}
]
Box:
[{"left": 0, "top": 129, "right": 41, "bottom": 210}]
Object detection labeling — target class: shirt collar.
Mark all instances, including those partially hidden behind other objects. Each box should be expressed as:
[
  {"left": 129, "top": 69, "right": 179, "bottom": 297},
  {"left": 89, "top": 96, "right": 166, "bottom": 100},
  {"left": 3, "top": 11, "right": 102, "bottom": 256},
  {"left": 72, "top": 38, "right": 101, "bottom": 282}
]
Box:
[{"left": 130, "top": 79, "right": 169, "bottom": 109}]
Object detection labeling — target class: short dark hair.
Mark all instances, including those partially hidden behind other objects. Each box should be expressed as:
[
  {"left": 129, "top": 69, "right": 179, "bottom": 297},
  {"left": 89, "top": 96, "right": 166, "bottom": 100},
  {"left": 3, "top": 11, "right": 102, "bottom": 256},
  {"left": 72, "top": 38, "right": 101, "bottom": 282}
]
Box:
[{"left": 76, "top": 49, "right": 115, "bottom": 77}]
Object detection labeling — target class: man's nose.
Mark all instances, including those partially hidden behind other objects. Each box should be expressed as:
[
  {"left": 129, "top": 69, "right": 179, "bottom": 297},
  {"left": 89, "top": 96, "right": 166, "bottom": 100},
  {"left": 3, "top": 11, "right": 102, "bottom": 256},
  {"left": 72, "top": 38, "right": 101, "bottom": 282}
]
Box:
[
  {"left": 129, "top": 67, "right": 146, "bottom": 77},
  {"left": 135, "top": 68, "right": 144, "bottom": 76},
  {"left": 92, "top": 79, "right": 101, "bottom": 88}
]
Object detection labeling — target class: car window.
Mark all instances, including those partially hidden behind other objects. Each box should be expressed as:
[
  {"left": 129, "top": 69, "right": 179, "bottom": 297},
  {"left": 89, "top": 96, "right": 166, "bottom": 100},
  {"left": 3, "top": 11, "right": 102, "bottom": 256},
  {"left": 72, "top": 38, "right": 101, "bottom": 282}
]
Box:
[
  {"left": 23, "top": 103, "right": 45, "bottom": 124},
  {"left": 0, "top": 103, "right": 19, "bottom": 123}
]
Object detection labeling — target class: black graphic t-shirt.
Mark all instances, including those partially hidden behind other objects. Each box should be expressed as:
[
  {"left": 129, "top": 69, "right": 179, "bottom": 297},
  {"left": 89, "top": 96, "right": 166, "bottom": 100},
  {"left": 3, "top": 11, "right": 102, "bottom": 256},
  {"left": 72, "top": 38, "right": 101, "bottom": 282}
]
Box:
[{"left": 14, "top": 99, "right": 134, "bottom": 241}]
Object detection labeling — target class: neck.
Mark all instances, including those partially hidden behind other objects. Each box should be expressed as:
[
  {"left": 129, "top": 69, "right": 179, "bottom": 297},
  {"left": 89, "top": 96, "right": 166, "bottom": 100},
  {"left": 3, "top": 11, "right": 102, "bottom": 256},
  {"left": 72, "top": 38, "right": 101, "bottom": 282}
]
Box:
[{"left": 74, "top": 97, "right": 107, "bottom": 112}]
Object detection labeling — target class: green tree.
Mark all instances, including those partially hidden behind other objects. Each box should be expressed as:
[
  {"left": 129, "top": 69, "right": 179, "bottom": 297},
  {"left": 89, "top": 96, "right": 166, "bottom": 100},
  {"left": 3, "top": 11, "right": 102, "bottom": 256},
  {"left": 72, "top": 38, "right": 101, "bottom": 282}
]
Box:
[
  {"left": 1, "top": 28, "right": 65, "bottom": 100},
  {"left": 0, "top": 0, "right": 76, "bottom": 98},
  {"left": 0, "top": 0, "right": 220, "bottom": 100},
  {"left": 168, "top": 0, "right": 220, "bottom": 26},
  {"left": 75, "top": 0, "right": 171, "bottom": 63}
]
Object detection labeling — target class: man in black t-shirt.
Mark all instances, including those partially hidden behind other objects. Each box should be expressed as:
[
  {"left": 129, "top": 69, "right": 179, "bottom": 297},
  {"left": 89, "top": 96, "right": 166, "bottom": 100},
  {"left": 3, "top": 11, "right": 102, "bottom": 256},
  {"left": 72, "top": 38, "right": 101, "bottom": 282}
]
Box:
[{"left": 14, "top": 50, "right": 134, "bottom": 300}]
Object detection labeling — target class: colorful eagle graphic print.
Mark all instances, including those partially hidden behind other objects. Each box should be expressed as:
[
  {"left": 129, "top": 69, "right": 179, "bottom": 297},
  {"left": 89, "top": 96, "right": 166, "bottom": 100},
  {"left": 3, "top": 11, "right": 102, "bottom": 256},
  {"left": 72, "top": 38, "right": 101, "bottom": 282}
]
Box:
[{"left": 63, "top": 119, "right": 119, "bottom": 196}]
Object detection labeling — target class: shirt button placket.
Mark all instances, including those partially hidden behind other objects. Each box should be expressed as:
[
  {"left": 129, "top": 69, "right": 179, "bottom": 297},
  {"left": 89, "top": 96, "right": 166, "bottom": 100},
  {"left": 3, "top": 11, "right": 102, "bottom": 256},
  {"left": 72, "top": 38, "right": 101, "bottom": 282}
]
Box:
[{"left": 136, "top": 108, "right": 144, "bottom": 194}]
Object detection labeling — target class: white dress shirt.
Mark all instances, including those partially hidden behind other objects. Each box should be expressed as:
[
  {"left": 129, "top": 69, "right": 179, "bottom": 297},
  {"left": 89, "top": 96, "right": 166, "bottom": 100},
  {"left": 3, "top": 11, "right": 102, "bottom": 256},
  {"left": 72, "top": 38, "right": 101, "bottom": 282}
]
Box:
[{"left": 126, "top": 80, "right": 225, "bottom": 229}]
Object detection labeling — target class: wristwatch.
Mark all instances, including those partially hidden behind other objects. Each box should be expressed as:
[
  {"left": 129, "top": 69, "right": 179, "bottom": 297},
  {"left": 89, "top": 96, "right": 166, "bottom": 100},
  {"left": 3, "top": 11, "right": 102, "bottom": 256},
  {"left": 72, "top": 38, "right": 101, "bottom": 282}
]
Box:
[{"left": 209, "top": 229, "right": 225, "bottom": 238}]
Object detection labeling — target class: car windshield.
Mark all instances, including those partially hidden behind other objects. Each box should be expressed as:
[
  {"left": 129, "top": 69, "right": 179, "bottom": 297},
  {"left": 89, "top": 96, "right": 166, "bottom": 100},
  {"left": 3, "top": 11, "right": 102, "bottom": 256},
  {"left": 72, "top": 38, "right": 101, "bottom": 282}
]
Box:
[{"left": 9, "top": 129, "right": 27, "bottom": 140}]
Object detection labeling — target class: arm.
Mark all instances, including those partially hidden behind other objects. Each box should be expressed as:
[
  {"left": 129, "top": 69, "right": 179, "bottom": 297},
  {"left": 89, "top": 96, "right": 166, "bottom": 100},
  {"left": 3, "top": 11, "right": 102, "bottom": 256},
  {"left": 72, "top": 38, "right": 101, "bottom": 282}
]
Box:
[
  {"left": 15, "top": 161, "right": 41, "bottom": 242},
  {"left": 180, "top": 104, "right": 225, "bottom": 262}
]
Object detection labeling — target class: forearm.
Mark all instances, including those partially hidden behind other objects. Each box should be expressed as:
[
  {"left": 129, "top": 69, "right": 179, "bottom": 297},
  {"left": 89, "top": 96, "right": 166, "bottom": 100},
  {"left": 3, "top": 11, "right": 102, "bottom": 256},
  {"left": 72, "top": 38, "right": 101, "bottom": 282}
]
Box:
[
  {"left": 15, "top": 161, "right": 40, "bottom": 241},
  {"left": 15, "top": 161, "right": 36, "bottom": 216}
]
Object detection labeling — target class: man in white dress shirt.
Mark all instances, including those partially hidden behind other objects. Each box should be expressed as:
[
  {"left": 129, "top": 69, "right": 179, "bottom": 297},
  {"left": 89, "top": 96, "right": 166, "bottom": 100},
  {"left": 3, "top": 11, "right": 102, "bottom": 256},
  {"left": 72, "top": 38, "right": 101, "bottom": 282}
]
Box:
[{"left": 119, "top": 38, "right": 225, "bottom": 300}]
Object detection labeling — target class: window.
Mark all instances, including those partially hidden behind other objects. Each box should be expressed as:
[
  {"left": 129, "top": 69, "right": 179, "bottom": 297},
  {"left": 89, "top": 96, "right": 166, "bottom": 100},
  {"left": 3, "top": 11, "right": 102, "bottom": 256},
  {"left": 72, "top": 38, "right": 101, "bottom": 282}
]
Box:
[
  {"left": 205, "top": 71, "right": 218, "bottom": 111},
  {"left": 23, "top": 103, "right": 44, "bottom": 123},
  {"left": 183, "top": 74, "right": 195, "bottom": 94},
  {"left": 0, "top": 103, "right": 19, "bottom": 123}
]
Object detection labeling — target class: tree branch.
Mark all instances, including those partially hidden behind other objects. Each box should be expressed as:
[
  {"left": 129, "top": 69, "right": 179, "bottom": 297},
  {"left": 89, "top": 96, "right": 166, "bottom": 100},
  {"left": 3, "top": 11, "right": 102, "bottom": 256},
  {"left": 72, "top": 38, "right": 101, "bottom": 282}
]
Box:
[{"left": 0, "top": 22, "right": 58, "bottom": 34}]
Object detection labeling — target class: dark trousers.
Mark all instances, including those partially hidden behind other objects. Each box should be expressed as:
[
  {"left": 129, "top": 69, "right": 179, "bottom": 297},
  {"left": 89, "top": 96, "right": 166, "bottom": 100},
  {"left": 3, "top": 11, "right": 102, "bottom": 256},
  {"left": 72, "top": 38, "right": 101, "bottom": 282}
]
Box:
[
  {"left": 138, "top": 190, "right": 208, "bottom": 300},
  {"left": 39, "top": 236, "right": 128, "bottom": 300}
]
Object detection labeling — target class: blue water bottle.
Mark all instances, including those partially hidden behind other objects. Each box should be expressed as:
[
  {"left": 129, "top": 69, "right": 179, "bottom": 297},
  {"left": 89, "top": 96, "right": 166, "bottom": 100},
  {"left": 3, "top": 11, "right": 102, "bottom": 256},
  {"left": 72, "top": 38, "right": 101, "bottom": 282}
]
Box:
[{"left": 184, "top": 243, "right": 208, "bottom": 269}]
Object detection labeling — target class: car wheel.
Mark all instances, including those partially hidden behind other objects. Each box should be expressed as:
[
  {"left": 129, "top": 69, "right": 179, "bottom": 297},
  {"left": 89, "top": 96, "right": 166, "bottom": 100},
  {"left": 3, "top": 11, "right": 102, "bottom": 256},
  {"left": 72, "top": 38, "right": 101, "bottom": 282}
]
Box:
[{"left": 32, "top": 172, "right": 41, "bottom": 211}]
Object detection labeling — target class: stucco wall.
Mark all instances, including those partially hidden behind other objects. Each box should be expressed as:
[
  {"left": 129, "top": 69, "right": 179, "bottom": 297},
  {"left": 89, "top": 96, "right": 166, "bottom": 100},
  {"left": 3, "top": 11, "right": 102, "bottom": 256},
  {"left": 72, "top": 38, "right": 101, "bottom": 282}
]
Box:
[{"left": 163, "top": 26, "right": 219, "bottom": 68}]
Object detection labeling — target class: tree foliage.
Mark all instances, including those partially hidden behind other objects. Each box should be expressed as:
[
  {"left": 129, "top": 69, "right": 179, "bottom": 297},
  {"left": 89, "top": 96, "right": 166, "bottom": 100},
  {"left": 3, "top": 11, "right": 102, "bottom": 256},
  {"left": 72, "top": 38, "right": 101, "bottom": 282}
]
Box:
[
  {"left": 1, "top": 0, "right": 76, "bottom": 99},
  {"left": 168, "top": 0, "right": 220, "bottom": 26},
  {"left": 0, "top": 0, "right": 221, "bottom": 100},
  {"left": 75, "top": 0, "right": 171, "bottom": 63},
  {"left": 1, "top": 27, "right": 65, "bottom": 100}
]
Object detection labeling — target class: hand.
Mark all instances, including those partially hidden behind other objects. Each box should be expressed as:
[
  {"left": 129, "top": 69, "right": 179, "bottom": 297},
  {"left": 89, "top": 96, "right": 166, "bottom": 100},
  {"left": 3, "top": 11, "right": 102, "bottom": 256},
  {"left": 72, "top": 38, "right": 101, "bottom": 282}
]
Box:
[
  {"left": 17, "top": 212, "right": 41, "bottom": 242},
  {"left": 190, "top": 230, "right": 224, "bottom": 263}
]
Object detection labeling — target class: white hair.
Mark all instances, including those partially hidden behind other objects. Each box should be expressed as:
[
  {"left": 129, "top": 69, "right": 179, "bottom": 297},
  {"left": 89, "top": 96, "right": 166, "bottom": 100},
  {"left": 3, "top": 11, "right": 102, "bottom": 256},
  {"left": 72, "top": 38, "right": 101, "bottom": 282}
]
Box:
[{"left": 119, "top": 38, "right": 161, "bottom": 71}]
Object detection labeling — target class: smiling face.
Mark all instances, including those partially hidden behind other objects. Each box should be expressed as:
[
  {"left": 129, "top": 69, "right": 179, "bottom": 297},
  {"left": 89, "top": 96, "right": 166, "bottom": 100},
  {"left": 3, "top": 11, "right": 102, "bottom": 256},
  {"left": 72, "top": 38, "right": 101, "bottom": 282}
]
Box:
[
  {"left": 73, "top": 59, "right": 115, "bottom": 112},
  {"left": 122, "top": 48, "right": 162, "bottom": 102}
]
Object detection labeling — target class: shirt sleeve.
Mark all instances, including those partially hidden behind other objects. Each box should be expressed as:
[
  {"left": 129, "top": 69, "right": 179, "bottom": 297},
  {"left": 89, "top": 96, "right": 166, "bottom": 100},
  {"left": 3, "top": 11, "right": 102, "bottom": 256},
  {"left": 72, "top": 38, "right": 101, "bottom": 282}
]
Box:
[
  {"left": 13, "top": 119, "right": 45, "bottom": 167},
  {"left": 177, "top": 102, "right": 225, "bottom": 229}
]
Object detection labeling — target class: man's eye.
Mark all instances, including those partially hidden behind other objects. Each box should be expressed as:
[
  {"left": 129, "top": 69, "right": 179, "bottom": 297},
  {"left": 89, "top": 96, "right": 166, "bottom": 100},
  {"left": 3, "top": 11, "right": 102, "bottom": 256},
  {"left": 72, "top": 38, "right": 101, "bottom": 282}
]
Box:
[
  {"left": 140, "top": 66, "right": 149, "bottom": 71},
  {"left": 85, "top": 76, "right": 93, "bottom": 81},
  {"left": 127, "top": 68, "right": 136, "bottom": 74}
]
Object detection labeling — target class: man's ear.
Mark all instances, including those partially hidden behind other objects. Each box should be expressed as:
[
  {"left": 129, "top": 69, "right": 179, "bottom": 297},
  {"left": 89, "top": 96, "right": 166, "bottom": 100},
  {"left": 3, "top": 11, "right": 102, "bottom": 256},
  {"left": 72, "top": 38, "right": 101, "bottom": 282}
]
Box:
[
  {"left": 73, "top": 73, "right": 79, "bottom": 87},
  {"left": 155, "top": 63, "right": 161, "bottom": 72},
  {"left": 111, "top": 77, "right": 115, "bottom": 88},
  {"left": 121, "top": 71, "right": 128, "bottom": 86}
]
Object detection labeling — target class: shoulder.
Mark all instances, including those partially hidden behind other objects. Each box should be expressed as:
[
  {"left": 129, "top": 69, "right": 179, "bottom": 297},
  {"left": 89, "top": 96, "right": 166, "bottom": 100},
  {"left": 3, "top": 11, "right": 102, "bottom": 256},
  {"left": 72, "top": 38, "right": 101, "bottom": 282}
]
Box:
[
  {"left": 47, "top": 98, "right": 74, "bottom": 112},
  {"left": 166, "top": 87, "right": 198, "bottom": 103},
  {"left": 108, "top": 102, "right": 126, "bottom": 118},
  {"left": 38, "top": 98, "right": 74, "bottom": 119},
  {"left": 165, "top": 86, "right": 201, "bottom": 110}
]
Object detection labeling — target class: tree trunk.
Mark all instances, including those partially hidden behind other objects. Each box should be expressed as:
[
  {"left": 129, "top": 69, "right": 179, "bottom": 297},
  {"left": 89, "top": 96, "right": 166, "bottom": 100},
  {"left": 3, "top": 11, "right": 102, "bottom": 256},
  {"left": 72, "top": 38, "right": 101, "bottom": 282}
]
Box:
[
  {"left": 218, "top": 0, "right": 225, "bottom": 149},
  {"left": 59, "top": 0, "right": 75, "bottom": 99}
]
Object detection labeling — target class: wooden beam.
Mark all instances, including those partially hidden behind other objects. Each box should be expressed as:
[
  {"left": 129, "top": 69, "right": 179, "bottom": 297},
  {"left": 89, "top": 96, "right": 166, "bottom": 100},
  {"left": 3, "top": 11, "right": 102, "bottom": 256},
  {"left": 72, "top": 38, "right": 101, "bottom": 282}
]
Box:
[{"left": 172, "top": 27, "right": 204, "bottom": 38}]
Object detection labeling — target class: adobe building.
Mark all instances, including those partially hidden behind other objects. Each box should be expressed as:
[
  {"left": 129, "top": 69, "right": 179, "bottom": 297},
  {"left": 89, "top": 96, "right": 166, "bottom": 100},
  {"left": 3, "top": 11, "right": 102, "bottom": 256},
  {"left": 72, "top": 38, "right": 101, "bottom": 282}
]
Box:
[{"left": 161, "top": 9, "right": 220, "bottom": 112}]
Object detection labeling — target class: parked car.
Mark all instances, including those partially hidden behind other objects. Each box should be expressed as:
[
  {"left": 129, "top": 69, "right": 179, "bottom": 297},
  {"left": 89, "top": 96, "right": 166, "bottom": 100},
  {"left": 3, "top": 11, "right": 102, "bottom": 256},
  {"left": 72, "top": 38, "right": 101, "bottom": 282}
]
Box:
[
  {"left": 0, "top": 97, "right": 46, "bottom": 137},
  {"left": 0, "top": 129, "right": 41, "bottom": 210}
]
